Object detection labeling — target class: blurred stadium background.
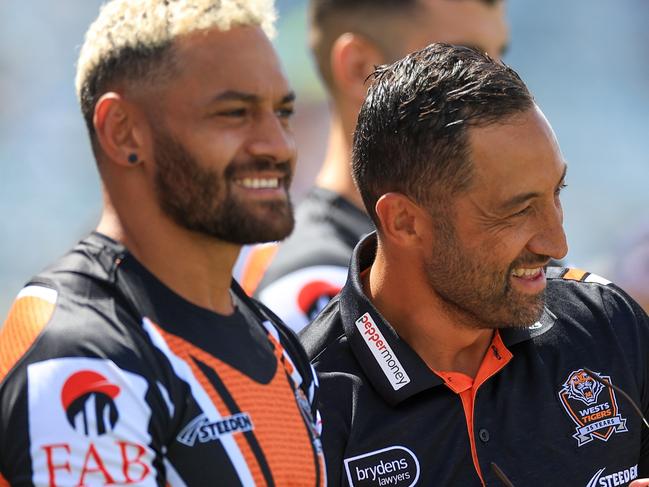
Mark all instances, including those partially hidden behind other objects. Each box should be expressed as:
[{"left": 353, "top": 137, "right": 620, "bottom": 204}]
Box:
[{"left": 1, "top": 0, "right": 648, "bottom": 319}]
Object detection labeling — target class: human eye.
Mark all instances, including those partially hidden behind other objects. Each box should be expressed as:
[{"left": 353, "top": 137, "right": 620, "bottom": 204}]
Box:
[
  {"left": 276, "top": 104, "right": 295, "bottom": 120},
  {"left": 215, "top": 107, "right": 248, "bottom": 118},
  {"left": 555, "top": 182, "right": 568, "bottom": 196},
  {"left": 511, "top": 206, "right": 533, "bottom": 218}
]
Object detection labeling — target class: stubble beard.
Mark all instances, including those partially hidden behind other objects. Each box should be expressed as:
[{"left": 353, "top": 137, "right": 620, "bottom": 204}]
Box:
[
  {"left": 424, "top": 218, "right": 546, "bottom": 330},
  {"left": 152, "top": 128, "right": 295, "bottom": 244}
]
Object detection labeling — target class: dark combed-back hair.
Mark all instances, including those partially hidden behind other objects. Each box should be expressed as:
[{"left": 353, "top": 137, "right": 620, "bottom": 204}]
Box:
[
  {"left": 308, "top": 0, "right": 501, "bottom": 90},
  {"left": 352, "top": 43, "right": 534, "bottom": 225}
]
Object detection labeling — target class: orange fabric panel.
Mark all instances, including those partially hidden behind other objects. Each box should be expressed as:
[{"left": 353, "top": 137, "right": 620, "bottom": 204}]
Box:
[
  {"left": 155, "top": 324, "right": 318, "bottom": 486},
  {"left": 434, "top": 332, "right": 513, "bottom": 487},
  {"left": 563, "top": 268, "right": 588, "bottom": 281},
  {"left": 240, "top": 244, "right": 279, "bottom": 296},
  {"left": 0, "top": 470, "right": 9, "bottom": 487},
  {"left": 0, "top": 296, "right": 55, "bottom": 383}
]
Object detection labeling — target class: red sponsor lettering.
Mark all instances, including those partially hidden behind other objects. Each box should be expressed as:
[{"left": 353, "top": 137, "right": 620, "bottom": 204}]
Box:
[
  {"left": 119, "top": 442, "right": 151, "bottom": 483},
  {"left": 77, "top": 443, "right": 115, "bottom": 486},
  {"left": 43, "top": 444, "right": 71, "bottom": 487},
  {"left": 41, "top": 441, "right": 151, "bottom": 486}
]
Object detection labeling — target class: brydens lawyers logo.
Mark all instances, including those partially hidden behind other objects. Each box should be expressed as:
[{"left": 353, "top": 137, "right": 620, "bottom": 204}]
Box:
[
  {"left": 558, "top": 369, "right": 628, "bottom": 447},
  {"left": 356, "top": 313, "right": 410, "bottom": 390},
  {"left": 61, "top": 370, "right": 121, "bottom": 436},
  {"left": 344, "top": 446, "right": 420, "bottom": 487}
]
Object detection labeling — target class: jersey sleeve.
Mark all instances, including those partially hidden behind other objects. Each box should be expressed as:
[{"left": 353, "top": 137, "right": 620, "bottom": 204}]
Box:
[
  {"left": 599, "top": 282, "right": 649, "bottom": 476},
  {"left": 257, "top": 265, "right": 349, "bottom": 333},
  {"left": 629, "top": 300, "right": 649, "bottom": 477},
  {"left": 0, "top": 285, "right": 167, "bottom": 487}
]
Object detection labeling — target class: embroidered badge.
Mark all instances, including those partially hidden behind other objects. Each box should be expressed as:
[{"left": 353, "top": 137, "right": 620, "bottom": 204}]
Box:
[{"left": 558, "top": 369, "right": 628, "bottom": 446}]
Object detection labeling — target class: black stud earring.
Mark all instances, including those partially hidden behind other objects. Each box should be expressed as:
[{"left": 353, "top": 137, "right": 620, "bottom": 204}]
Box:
[{"left": 128, "top": 153, "right": 139, "bottom": 164}]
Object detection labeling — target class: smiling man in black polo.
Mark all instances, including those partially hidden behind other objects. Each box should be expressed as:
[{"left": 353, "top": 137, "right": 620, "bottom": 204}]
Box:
[{"left": 300, "top": 43, "right": 649, "bottom": 487}]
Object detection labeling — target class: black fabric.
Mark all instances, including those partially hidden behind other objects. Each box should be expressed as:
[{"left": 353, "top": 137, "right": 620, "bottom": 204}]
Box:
[
  {"left": 301, "top": 232, "right": 649, "bottom": 487},
  {"left": 0, "top": 232, "right": 324, "bottom": 486}
]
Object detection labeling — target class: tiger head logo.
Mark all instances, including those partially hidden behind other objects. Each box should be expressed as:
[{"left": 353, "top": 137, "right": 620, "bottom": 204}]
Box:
[{"left": 565, "top": 370, "right": 603, "bottom": 405}]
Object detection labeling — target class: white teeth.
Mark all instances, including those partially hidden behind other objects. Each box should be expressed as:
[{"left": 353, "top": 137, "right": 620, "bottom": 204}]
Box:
[
  {"left": 237, "top": 178, "right": 280, "bottom": 189},
  {"left": 512, "top": 267, "right": 542, "bottom": 278}
]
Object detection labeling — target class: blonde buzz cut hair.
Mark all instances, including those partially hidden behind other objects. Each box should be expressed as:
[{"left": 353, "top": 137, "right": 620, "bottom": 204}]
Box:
[{"left": 75, "top": 0, "right": 277, "bottom": 137}]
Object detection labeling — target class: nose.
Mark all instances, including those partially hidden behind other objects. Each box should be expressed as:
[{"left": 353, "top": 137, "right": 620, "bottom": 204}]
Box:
[
  {"left": 527, "top": 199, "right": 569, "bottom": 261},
  {"left": 247, "top": 111, "right": 296, "bottom": 165}
]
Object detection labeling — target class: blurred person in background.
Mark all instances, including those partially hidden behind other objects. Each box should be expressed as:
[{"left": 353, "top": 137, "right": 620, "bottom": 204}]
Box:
[
  {"left": 241, "top": 0, "right": 509, "bottom": 332},
  {"left": 302, "top": 43, "right": 649, "bottom": 487},
  {"left": 0, "top": 1, "right": 326, "bottom": 485},
  {"left": 612, "top": 221, "right": 649, "bottom": 313}
]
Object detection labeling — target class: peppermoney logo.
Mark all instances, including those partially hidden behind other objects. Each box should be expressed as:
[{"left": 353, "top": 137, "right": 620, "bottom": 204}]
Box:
[
  {"left": 177, "top": 413, "right": 253, "bottom": 447},
  {"left": 344, "top": 446, "right": 419, "bottom": 487},
  {"left": 356, "top": 313, "right": 410, "bottom": 390}
]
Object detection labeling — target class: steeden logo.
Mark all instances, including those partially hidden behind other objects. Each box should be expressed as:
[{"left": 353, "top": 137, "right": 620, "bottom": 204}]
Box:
[
  {"left": 177, "top": 413, "right": 254, "bottom": 447},
  {"left": 586, "top": 464, "right": 638, "bottom": 487},
  {"left": 355, "top": 313, "right": 410, "bottom": 390}
]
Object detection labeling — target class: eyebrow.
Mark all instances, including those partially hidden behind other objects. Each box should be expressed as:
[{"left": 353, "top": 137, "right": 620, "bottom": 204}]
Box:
[
  {"left": 499, "top": 163, "right": 568, "bottom": 211},
  {"left": 209, "top": 90, "right": 296, "bottom": 105}
]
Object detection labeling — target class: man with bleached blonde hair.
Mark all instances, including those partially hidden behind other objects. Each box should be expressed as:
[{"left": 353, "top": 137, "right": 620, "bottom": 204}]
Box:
[{"left": 0, "top": 1, "right": 325, "bottom": 485}]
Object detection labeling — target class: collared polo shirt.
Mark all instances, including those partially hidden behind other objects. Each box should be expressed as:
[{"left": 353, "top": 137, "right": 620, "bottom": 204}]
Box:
[{"left": 301, "top": 232, "right": 649, "bottom": 487}]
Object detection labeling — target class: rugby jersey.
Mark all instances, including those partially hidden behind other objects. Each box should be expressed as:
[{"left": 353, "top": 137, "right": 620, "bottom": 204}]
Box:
[
  {"left": 0, "top": 232, "right": 325, "bottom": 486},
  {"left": 301, "top": 232, "right": 649, "bottom": 487}
]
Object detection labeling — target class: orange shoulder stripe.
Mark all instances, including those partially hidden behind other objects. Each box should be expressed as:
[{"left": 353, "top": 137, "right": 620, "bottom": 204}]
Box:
[
  {"left": 562, "top": 268, "right": 588, "bottom": 282},
  {"left": 240, "top": 244, "right": 279, "bottom": 296},
  {"left": 0, "top": 289, "right": 56, "bottom": 383}
]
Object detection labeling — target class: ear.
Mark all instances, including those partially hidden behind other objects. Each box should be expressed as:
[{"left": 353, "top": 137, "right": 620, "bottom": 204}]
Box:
[
  {"left": 330, "top": 33, "right": 385, "bottom": 102},
  {"left": 93, "top": 92, "right": 148, "bottom": 167},
  {"left": 375, "top": 193, "right": 431, "bottom": 248}
]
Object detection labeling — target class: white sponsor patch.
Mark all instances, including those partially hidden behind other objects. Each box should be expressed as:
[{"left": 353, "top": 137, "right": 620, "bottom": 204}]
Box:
[
  {"left": 355, "top": 313, "right": 410, "bottom": 390},
  {"left": 344, "top": 445, "right": 420, "bottom": 487},
  {"left": 27, "top": 358, "right": 155, "bottom": 486},
  {"left": 586, "top": 464, "right": 638, "bottom": 487}
]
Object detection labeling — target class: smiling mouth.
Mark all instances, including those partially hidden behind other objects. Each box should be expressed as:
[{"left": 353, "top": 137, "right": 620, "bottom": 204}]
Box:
[
  {"left": 511, "top": 267, "right": 544, "bottom": 279},
  {"left": 233, "top": 177, "right": 282, "bottom": 189}
]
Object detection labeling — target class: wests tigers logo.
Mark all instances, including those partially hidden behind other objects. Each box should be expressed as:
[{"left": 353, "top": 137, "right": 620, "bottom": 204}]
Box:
[
  {"left": 564, "top": 369, "right": 603, "bottom": 405},
  {"left": 558, "top": 369, "right": 628, "bottom": 447}
]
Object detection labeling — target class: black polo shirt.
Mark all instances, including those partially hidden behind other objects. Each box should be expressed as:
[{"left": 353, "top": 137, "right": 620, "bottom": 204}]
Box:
[{"left": 301, "top": 233, "right": 649, "bottom": 487}]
